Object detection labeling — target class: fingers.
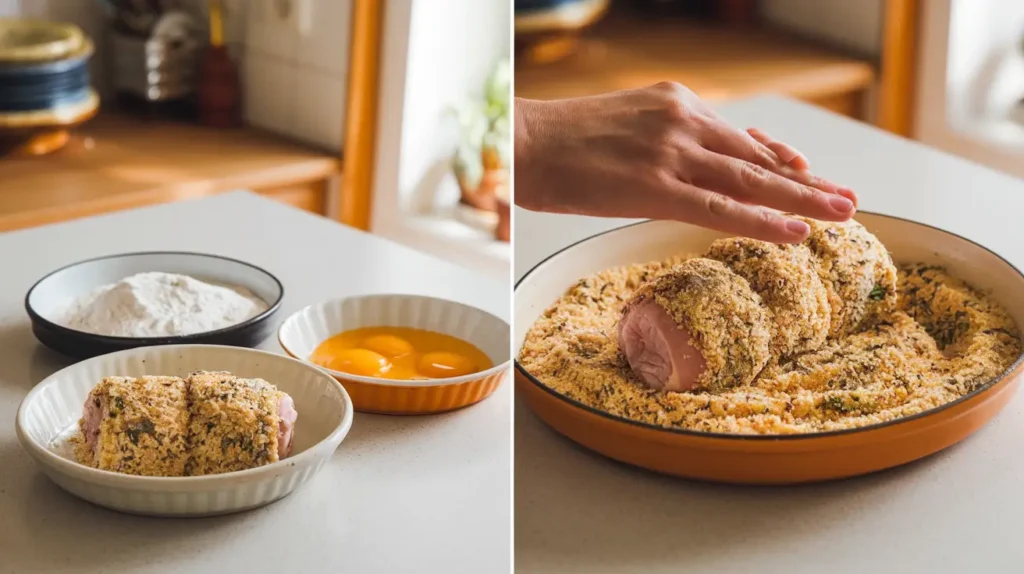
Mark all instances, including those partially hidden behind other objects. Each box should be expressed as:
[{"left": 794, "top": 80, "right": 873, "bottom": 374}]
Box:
[
  {"left": 742, "top": 128, "right": 859, "bottom": 207},
  {"left": 746, "top": 128, "right": 809, "bottom": 170},
  {"left": 685, "top": 148, "right": 855, "bottom": 222},
  {"left": 660, "top": 182, "right": 811, "bottom": 244},
  {"left": 698, "top": 122, "right": 859, "bottom": 209}
]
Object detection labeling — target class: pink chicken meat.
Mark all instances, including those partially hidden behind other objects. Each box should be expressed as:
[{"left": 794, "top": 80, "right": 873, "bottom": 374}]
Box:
[
  {"left": 617, "top": 258, "right": 772, "bottom": 393},
  {"left": 617, "top": 299, "right": 706, "bottom": 391}
]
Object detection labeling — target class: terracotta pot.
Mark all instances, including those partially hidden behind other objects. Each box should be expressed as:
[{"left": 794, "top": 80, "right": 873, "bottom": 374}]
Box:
[
  {"left": 495, "top": 194, "right": 511, "bottom": 243},
  {"left": 458, "top": 168, "right": 506, "bottom": 213}
]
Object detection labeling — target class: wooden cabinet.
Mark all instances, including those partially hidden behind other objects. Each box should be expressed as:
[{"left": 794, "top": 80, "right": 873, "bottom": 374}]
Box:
[
  {"left": 0, "top": 114, "right": 340, "bottom": 233},
  {"left": 515, "top": 17, "right": 876, "bottom": 122},
  {"left": 257, "top": 180, "right": 329, "bottom": 214}
]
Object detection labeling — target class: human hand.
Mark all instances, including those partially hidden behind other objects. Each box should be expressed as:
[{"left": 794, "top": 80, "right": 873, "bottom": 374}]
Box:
[{"left": 514, "top": 82, "right": 858, "bottom": 243}]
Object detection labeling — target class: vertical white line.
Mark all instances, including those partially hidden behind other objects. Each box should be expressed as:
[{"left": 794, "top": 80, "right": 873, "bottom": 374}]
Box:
[{"left": 507, "top": 1, "right": 518, "bottom": 572}]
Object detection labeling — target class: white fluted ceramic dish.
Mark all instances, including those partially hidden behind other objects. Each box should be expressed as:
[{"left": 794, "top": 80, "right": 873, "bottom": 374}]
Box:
[
  {"left": 278, "top": 294, "right": 510, "bottom": 414},
  {"left": 16, "top": 345, "right": 353, "bottom": 516}
]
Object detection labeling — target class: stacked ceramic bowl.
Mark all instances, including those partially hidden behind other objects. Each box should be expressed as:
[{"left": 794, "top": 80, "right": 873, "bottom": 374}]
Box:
[{"left": 0, "top": 18, "right": 99, "bottom": 156}]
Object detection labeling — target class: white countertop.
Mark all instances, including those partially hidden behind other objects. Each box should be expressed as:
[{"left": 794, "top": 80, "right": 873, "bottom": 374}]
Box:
[
  {"left": 514, "top": 96, "right": 1024, "bottom": 574},
  {"left": 0, "top": 192, "right": 510, "bottom": 574}
]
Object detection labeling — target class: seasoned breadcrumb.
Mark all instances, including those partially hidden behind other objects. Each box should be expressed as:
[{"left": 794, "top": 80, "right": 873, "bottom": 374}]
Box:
[
  {"left": 185, "top": 371, "right": 284, "bottom": 476},
  {"left": 519, "top": 255, "right": 1021, "bottom": 435},
  {"left": 74, "top": 376, "right": 190, "bottom": 476}
]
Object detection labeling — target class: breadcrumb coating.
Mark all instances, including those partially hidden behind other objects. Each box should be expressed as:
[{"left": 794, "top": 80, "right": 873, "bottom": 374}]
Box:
[
  {"left": 798, "top": 217, "right": 899, "bottom": 337},
  {"left": 185, "top": 371, "right": 284, "bottom": 476},
  {"left": 705, "top": 238, "right": 831, "bottom": 358},
  {"left": 519, "top": 252, "right": 1021, "bottom": 435},
  {"left": 74, "top": 371, "right": 288, "bottom": 476},
  {"left": 74, "top": 376, "right": 190, "bottom": 476}
]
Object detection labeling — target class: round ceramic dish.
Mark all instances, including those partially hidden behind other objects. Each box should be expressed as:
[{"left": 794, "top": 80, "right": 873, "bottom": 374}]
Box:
[
  {"left": 278, "top": 294, "right": 510, "bottom": 414},
  {"left": 25, "top": 251, "right": 284, "bottom": 359},
  {"left": 16, "top": 344, "right": 353, "bottom": 517},
  {"left": 0, "top": 18, "right": 88, "bottom": 63},
  {"left": 514, "top": 213, "right": 1024, "bottom": 485}
]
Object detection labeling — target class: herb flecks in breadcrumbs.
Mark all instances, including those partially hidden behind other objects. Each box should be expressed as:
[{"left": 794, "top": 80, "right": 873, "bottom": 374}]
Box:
[{"left": 519, "top": 258, "right": 1021, "bottom": 435}]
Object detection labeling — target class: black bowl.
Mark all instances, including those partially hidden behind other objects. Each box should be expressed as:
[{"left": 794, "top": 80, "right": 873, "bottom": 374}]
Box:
[{"left": 25, "top": 252, "right": 284, "bottom": 360}]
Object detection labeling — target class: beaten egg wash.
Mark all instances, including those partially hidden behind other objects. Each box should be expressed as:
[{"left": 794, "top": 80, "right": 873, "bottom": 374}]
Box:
[{"left": 309, "top": 327, "right": 492, "bottom": 380}]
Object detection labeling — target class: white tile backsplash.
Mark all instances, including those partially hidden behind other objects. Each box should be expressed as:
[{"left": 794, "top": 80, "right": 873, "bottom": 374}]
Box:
[
  {"left": 243, "top": 0, "right": 350, "bottom": 151},
  {"left": 243, "top": 52, "right": 297, "bottom": 138},
  {"left": 16, "top": 0, "right": 50, "bottom": 18},
  {"left": 292, "top": 66, "right": 345, "bottom": 150},
  {"left": 0, "top": 0, "right": 17, "bottom": 17},
  {"left": 247, "top": 0, "right": 299, "bottom": 61},
  {"left": 296, "top": 0, "right": 351, "bottom": 76}
]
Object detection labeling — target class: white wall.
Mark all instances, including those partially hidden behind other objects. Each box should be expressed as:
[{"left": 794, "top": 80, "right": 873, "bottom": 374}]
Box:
[
  {"left": 369, "top": 0, "right": 511, "bottom": 280},
  {"left": 243, "top": 0, "right": 351, "bottom": 151},
  {"left": 944, "top": 0, "right": 1024, "bottom": 120},
  {"left": 759, "top": 0, "right": 885, "bottom": 56},
  {"left": 915, "top": 0, "right": 1024, "bottom": 180},
  {"left": 397, "top": 0, "right": 511, "bottom": 214}
]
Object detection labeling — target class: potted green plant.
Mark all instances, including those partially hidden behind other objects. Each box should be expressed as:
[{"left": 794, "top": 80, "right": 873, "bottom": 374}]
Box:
[{"left": 452, "top": 59, "right": 510, "bottom": 214}]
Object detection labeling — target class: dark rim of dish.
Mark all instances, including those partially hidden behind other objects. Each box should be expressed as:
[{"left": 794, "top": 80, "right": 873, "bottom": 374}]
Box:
[
  {"left": 24, "top": 251, "right": 285, "bottom": 344},
  {"left": 514, "top": 210, "right": 1024, "bottom": 441}
]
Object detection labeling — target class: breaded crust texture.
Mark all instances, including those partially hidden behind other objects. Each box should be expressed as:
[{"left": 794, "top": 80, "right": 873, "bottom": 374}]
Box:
[
  {"left": 184, "top": 371, "right": 284, "bottom": 476},
  {"left": 625, "top": 258, "right": 772, "bottom": 391},
  {"left": 76, "top": 376, "right": 190, "bottom": 477},
  {"left": 705, "top": 237, "right": 831, "bottom": 358},
  {"left": 797, "top": 217, "right": 898, "bottom": 337}
]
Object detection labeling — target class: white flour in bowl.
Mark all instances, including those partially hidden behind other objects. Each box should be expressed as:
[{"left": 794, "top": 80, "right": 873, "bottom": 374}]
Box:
[{"left": 55, "top": 272, "right": 270, "bottom": 337}]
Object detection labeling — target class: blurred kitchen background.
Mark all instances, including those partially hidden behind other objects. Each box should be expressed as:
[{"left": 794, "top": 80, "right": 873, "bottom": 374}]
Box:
[
  {"left": 515, "top": 0, "right": 1024, "bottom": 181},
  {"left": 0, "top": 0, "right": 511, "bottom": 279}
]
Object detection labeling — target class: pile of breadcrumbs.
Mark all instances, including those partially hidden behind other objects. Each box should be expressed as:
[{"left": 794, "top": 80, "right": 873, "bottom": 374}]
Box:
[{"left": 519, "top": 258, "right": 1021, "bottom": 434}]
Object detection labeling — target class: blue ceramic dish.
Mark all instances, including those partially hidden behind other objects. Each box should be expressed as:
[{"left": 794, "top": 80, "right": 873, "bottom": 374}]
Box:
[{"left": 0, "top": 41, "right": 92, "bottom": 113}]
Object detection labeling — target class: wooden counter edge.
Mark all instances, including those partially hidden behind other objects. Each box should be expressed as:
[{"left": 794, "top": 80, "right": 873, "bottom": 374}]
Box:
[{"left": 0, "top": 157, "right": 340, "bottom": 233}]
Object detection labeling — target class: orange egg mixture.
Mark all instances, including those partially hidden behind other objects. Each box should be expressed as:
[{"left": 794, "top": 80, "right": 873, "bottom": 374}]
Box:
[{"left": 309, "top": 327, "right": 493, "bottom": 380}]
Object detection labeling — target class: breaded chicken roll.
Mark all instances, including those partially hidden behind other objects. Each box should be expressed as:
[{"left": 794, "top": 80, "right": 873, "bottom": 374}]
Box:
[
  {"left": 797, "top": 217, "right": 898, "bottom": 337},
  {"left": 184, "top": 371, "right": 298, "bottom": 476},
  {"left": 75, "top": 376, "right": 190, "bottom": 476},
  {"left": 617, "top": 258, "right": 772, "bottom": 393},
  {"left": 705, "top": 237, "right": 831, "bottom": 358}
]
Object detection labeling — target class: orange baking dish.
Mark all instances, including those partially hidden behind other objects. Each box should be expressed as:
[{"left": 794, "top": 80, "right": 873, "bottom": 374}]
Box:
[{"left": 513, "top": 213, "right": 1024, "bottom": 484}]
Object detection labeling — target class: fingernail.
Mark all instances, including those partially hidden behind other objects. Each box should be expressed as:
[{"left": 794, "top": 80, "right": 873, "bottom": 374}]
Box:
[
  {"left": 829, "top": 195, "right": 854, "bottom": 213},
  {"left": 838, "top": 187, "right": 858, "bottom": 205},
  {"left": 785, "top": 219, "right": 810, "bottom": 237}
]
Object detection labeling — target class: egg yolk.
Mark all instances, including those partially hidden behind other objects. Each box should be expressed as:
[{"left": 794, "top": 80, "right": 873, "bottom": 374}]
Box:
[
  {"left": 417, "top": 352, "right": 477, "bottom": 378},
  {"left": 326, "top": 348, "right": 392, "bottom": 377},
  {"left": 310, "top": 327, "right": 491, "bottom": 380},
  {"left": 362, "top": 334, "right": 414, "bottom": 358}
]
